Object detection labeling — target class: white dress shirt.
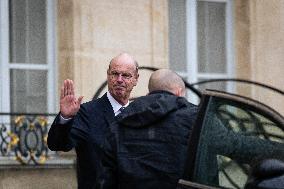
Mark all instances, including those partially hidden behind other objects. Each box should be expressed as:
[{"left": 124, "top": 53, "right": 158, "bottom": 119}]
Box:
[{"left": 107, "top": 91, "right": 129, "bottom": 116}]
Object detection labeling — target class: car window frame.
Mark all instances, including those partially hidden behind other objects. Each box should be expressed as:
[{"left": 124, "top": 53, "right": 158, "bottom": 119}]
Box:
[{"left": 181, "top": 89, "right": 284, "bottom": 189}]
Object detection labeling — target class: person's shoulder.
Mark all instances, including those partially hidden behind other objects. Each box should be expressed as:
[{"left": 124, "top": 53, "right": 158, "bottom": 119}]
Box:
[
  {"left": 175, "top": 98, "right": 199, "bottom": 117},
  {"left": 81, "top": 94, "right": 109, "bottom": 108},
  {"left": 77, "top": 99, "right": 105, "bottom": 116},
  {"left": 80, "top": 99, "right": 97, "bottom": 108},
  {"left": 177, "top": 97, "right": 198, "bottom": 108},
  {"left": 186, "top": 101, "right": 199, "bottom": 111}
]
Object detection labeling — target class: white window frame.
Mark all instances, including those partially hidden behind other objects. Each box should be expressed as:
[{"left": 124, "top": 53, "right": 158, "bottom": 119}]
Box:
[
  {"left": 185, "top": 0, "right": 235, "bottom": 103},
  {"left": 0, "top": 0, "right": 10, "bottom": 114},
  {"left": 0, "top": 0, "right": 57, "bottom": 114}
]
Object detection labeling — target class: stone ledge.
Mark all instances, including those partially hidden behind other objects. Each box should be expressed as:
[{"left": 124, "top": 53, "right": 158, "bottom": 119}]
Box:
[{"left": 0, "top": 156, "right": 75, "bottom": 170}]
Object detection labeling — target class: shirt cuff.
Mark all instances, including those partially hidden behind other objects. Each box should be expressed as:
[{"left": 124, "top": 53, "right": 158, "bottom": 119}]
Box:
[{"left": 59, "top": 114, "right": 72, "bottom": 124}]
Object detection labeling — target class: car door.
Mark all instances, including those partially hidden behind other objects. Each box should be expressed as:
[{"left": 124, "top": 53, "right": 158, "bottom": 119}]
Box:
[{"left": 178, "top": 90, "right": 284, "bottom": 189}]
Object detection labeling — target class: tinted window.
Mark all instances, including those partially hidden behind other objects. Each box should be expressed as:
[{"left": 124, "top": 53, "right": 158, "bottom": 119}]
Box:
[{"left": 191, "top": 92, "right": 284, "bottom": 189}]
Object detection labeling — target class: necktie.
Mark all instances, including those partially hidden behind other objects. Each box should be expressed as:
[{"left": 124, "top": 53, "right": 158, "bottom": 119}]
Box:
[
  {"left": 119, "top": 106, "right": 125, "bottom": 112},
  {"left": 115, "top": 107, "right": 125, "bottom": 116}
]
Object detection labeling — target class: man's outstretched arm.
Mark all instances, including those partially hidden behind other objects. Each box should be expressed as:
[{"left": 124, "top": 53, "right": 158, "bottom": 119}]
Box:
[{"left": 47, "top": 79, "right": 83, "bottom": 151}]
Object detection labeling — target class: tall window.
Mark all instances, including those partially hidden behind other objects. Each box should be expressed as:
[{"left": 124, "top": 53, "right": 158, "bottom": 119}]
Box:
[
  {"left": 0, "top": 0, "right": 56, "bottom": 114},
  {"left": 169, "top": 0, "right": 234, "bottom": 103}
]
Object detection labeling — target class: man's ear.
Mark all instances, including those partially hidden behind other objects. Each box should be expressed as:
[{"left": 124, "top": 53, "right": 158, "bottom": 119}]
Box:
[
  {"left": 175, "top": 87, "right": 185, "bottom": 97},
  {"left": 133, "top": 73, "right": 139, "bottom": 86}
]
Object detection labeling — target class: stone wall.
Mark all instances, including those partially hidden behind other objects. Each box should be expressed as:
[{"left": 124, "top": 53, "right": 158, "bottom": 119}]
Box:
[
  {"left": 235, "top": 0, "right": 284, "bottom": 114},
  {"left": 0, "top": 168, "right": 76, "bottom": 189},
  {"left": 57, "top": 0, "right": 169, "bottom": 101}
]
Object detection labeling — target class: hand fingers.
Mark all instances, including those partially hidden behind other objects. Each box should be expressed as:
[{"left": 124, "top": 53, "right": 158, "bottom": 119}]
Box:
[
  {"left": 63, "top": 79, "right": 75, "bottom": 97},
  {"left": 64, "top": 80, "right": 68, "bottom": 97},
  {"left": 67, "top": 79, "right": 72, "bottom": 96},
  {"left": 70, "top": 80, "right": 75, "bottom": 96}
]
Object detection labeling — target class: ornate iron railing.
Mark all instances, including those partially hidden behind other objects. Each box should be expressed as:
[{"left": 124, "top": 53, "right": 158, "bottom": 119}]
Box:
[{"left": 0, "top": 113, "right": 56, "bottom": 165}]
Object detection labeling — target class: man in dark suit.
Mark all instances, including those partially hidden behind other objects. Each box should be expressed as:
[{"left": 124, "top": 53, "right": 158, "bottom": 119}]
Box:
[{"left": 47, "top": 53, "right": 139, "bottom": 189}]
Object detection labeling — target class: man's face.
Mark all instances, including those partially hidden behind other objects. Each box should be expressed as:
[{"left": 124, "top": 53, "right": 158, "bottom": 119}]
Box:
[{"left": 107, "top": 56, "right": 138, "bottom": 105}]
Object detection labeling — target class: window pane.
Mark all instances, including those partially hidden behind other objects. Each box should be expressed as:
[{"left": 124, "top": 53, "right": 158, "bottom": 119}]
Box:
[
  {"left": 10, "top": 69, "right": 47, "bottom": 113},
  {"left": 168, "top": 0, "right": 187, "bottom": 72},
  {"left": 197, "top": 78, "right": 226, "bottom": 92},
  {"left": 9, "top": 0, "right": 47, "bottom": 64},
  {"left": 197, "top": 2, "right": 226, "bottom": 73},
  {"left": 193, "top": 96, "right": 284, "bottom": 188}
]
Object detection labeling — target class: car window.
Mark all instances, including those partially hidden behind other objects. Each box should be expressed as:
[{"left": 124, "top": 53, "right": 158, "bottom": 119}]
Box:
[{"left": 187, "top": 90, "right": 284, "bottom": 189}]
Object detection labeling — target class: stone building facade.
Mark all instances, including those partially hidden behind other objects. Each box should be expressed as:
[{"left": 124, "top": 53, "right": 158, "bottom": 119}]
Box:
[{"left": 0, "top": 0, "right": 283, "bottom": 188}]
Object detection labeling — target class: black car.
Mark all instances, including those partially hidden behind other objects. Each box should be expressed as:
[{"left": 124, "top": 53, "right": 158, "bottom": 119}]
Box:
[{"left": 177, "top": 88, "right": 284, "bottom": 189}]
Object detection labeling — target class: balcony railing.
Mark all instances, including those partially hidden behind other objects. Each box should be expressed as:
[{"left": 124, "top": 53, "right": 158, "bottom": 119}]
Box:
[{"left": 0, "top": 113, "right": 57, "bottom": 165}]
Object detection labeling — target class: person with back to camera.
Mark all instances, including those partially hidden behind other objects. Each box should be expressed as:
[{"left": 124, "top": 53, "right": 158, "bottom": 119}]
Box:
[
  {"left": 47, "top": 53, "right": 139, "bottom": 189},
  {"left": 97, "top": 69, "right": 199, "bottom": 189}
]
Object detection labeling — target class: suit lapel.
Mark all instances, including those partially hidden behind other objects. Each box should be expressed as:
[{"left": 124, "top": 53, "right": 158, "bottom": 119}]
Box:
[{"left": 100, "top": 93, "right": 115, "bottom": 126}]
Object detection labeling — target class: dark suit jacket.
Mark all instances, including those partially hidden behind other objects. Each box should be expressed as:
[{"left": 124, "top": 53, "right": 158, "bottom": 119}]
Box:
[{"left": 47, "top": 93, "right": 115, "bottom": 189}]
